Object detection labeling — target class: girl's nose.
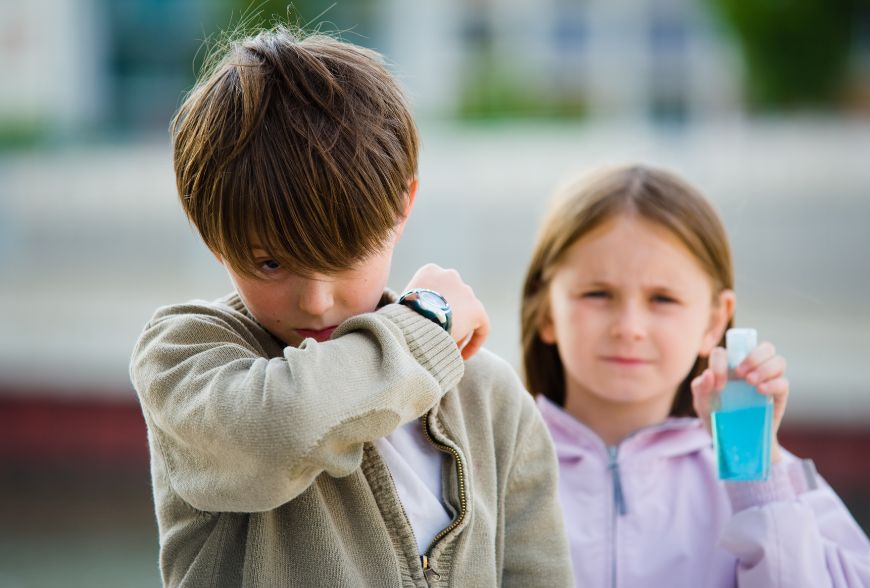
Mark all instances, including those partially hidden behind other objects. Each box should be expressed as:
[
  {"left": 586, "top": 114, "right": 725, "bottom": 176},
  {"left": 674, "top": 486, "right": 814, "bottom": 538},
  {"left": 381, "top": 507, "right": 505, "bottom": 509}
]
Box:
[
  {"left": 610, "top": 303, "right": 647, "bottom": 341},
  {"left": 297, "top": 279, "right": 334, "bottom": 317}
]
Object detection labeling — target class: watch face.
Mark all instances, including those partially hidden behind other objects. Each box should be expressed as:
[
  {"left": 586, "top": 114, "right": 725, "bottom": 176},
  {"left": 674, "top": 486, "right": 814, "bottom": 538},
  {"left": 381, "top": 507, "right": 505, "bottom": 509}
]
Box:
[
  {"left": 419, "top": 290, "right": 449, "bottom": 310},
  {"left": 400, "top": 289, "right": 452, "bottom": 333}
]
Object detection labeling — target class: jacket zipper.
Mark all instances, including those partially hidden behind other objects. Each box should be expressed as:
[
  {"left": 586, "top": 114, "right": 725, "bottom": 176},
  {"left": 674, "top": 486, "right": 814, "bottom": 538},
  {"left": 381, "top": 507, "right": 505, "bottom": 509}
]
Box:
[
  {"left": 608, "top": 445, "right": 627, "bottom": 588},
  {"left": 608, "top": 446, "right": 627, "bottom": 516},
  {"left": 419, "top": 410, "right": 468, "bottom": 577},
  {"left": 377, "top": 451, "right": 423, "bottom": 575}
]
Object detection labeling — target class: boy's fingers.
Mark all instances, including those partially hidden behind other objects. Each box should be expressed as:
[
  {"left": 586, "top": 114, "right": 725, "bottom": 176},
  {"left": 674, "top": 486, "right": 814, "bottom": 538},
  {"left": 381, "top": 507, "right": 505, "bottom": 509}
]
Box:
[
  {"left": 460, "top": 328, "right": 486, "bottom": 360},
  {"left": 745, "top": 355, "right": 787, "bottom": 386},
  {"left": 460, "top": 313, "right": 490, "bottom": 360},
  {"left": 461, "top": 337, "right": 480, "bottom": 360},
  {"left": 736, "top": 341, "right": 776, "bottom": 377}
]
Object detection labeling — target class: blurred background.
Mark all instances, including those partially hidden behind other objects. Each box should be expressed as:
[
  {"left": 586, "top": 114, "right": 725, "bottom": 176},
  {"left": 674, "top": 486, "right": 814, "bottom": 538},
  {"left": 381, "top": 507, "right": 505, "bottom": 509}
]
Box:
[{"left": 1, "top": 0, "right": 869, "bottom": 585}]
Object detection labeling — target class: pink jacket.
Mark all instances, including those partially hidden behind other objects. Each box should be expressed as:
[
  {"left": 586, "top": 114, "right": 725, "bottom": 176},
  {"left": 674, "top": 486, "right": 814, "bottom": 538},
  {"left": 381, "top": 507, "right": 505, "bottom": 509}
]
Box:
[{"left": 538, "top": 395, "right": 870, "bottom": 588}]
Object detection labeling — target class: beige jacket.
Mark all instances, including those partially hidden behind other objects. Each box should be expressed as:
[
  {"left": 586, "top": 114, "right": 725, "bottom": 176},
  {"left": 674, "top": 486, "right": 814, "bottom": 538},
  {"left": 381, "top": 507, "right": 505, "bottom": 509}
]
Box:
[{"left": 130, "top": 292, "right": 573, "bottom": 587}]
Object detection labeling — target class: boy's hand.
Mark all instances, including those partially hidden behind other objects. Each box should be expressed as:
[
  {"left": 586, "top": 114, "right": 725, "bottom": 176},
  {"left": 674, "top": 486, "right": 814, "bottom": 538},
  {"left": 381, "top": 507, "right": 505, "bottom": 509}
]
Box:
[
  {"left": 691, "top": 342, "right": 789, "bottom": 463},
  {"left": 404, "top": 264, "right": 490, "bottom": 360}
]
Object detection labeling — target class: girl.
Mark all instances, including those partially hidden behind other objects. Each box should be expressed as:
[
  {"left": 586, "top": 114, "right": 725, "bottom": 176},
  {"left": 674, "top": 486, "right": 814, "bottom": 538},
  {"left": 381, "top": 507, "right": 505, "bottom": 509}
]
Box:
[{"left": 521, "top": 164, "right": 870, "bottom": 587}]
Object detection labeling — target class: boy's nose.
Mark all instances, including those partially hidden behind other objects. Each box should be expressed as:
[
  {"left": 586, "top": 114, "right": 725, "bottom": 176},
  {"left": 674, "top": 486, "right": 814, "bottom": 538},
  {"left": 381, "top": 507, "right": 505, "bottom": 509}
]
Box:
[{"left": 297, "top": 280, "right": 334, "bottom": 317}]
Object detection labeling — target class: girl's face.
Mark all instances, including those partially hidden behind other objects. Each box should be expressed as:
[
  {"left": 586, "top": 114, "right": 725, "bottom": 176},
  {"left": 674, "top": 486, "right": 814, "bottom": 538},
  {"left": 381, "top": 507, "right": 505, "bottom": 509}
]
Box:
[{"left": 540, "top": 214, "right": 732, "bottom": 417}]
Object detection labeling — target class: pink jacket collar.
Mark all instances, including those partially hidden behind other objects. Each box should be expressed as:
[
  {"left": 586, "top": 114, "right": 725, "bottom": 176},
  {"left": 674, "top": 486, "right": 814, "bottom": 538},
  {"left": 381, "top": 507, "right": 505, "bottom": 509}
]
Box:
[{"left": 536, "top": 395, "right": 712, "bottom": 461}]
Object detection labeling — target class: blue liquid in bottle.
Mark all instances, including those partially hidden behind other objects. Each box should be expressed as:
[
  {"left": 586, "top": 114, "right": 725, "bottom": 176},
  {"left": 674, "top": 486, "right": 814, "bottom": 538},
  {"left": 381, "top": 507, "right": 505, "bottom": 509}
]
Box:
[{"left": 712, "top": 329, "right": 773, "bottom": 481}]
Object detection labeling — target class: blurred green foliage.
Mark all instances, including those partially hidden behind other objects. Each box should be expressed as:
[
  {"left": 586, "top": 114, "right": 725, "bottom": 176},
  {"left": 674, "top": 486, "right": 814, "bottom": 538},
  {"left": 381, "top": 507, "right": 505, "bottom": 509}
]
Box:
[
  {"left": 0, "top": 118, "right": 47, "bottom": 151},
  {"left": 219, "top": 1, "right": 377, "bottom": 41},
  {"left": 458, "top": 65, "right": 587, "bottom": 121},
  {"left": 710, "top": 0, "right": 866, "bottom": 110}
]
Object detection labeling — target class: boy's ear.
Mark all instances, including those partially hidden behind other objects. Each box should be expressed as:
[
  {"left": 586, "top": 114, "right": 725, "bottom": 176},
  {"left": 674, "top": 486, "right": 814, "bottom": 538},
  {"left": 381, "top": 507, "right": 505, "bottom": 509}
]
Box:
[
  {"left": 404, "top": 177, "right": 418, "bottom": 218},
  {"left": 392, "top": 178, "right": 418, "bottom": 241},
  {"left": 700, "top": 289, "right": 735, "bottom": 356}
]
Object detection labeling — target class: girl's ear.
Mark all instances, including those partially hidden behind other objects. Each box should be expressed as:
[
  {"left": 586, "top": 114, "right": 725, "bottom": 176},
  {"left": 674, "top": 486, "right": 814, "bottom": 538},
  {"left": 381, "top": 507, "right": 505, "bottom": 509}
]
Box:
[
  {"left": 539, "top": 308, "right": 557, "bottom": 345},
  {"left": 700, "top": 289, "right": 735, "bottom": 357}
]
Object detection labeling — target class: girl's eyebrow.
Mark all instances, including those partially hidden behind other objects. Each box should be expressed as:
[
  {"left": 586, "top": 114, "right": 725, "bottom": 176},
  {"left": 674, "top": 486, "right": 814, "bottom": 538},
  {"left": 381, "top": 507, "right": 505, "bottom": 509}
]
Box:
[
  {"left": 573, "top": 278, "right": 684, "bottom": 294},
  {"left": 568, "top": 278, "right": 613, "bottom": 289},
  {"left": 648, "top": 284, "right": 680, "bottom": 293}
]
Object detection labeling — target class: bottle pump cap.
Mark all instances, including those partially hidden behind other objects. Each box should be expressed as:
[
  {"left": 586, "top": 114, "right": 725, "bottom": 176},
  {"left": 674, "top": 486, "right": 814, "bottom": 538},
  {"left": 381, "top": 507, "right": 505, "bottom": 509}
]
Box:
[{"left": 726, "top": 328, "right": 757, "bottom": 368}]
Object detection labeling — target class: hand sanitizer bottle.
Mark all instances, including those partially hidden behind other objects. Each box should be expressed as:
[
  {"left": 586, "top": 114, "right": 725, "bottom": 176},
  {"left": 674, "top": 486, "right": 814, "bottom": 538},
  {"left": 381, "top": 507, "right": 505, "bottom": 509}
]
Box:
[{"left": 712, "top": 328, "right": 773, "bottom": 481}]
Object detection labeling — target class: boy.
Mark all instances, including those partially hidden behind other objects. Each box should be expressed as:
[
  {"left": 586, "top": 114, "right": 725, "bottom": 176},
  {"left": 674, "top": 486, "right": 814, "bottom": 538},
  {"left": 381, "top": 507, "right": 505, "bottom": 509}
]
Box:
[{"left": 131, "top": 27, "right": 572, "bottom": 587}]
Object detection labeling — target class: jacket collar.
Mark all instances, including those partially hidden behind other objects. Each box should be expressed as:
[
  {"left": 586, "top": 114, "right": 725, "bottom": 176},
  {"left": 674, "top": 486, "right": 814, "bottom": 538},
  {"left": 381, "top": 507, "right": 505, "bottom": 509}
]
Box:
[{"left": 536, "top": 395, "right": 711, "bottom": 461}]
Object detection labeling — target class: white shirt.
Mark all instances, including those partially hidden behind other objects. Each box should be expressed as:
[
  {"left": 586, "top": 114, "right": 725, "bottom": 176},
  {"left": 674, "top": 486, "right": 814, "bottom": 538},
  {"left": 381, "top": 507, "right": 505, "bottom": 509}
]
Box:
[{"left": 374, "top": 419, "right": 452, "bottom": 554}]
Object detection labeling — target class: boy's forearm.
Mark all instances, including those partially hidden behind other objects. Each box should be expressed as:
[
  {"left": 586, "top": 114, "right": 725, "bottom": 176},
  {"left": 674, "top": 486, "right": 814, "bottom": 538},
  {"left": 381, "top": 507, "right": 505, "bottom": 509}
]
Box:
[{"left": 132, "top": 302, "right": 463, "bottom": 512}]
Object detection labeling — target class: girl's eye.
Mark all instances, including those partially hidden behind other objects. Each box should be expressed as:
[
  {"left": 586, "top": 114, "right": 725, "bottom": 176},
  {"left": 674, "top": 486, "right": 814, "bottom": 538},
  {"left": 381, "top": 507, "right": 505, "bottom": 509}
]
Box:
[
  {"left": 582, "top": 290, "right": 610, "bottom": 299},
  {"left": 652, "top": 294, "right": 677, "bottom": 304}
]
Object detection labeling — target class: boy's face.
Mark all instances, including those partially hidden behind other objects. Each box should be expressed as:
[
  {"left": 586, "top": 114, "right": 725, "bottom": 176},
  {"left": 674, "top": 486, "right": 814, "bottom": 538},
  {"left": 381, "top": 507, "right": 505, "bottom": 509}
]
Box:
[
  {"left": 224, "top": 233, "right": 399, "bottom": 346},
  {"left": 220, "top": 182, "right": 416, "bottom": 346}
]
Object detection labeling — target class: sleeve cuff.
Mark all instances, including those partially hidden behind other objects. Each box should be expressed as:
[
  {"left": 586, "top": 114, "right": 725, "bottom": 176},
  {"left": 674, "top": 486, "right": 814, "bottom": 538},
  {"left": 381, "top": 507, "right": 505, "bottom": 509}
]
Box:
[
  {"left": 725, "top": 460, "right": 798, "bottom": 512},
  {"left": 378, "top": 303, "right": 465, "bottom": 393}
]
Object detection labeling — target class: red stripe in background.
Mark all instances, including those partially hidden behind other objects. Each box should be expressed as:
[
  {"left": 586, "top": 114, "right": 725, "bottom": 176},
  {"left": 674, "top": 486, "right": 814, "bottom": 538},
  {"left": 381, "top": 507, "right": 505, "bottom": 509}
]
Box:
[
  {"left": 778, "top": 427, "right": 870, "bottom": 492},
  {"left": 0, "top": 387, "right": 149, "bottom": 467},
  {"left": 0, "top": 387, "right": 868, "bottom": 493}
]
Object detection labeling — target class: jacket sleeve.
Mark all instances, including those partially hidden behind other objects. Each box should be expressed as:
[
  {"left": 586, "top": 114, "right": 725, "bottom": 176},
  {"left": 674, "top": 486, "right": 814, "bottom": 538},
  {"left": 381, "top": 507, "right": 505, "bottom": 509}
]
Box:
[
  {"left": 500, "top": 380, "right": 575, "bottom": 587},
  {"left": 719, "top": 455, "right": 870, "bottom": 587},
  {"left": 130, "top": 301, "right": 463, "bottom": 513}
]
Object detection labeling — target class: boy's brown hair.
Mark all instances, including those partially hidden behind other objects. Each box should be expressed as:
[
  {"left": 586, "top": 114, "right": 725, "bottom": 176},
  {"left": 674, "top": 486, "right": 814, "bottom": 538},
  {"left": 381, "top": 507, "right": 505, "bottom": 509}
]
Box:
[
  {"left": 171, "top": 27, "right": 419, "bottom": 277},
  {"left": 520, "top": 165, "right": 734, "bottom": 417}
]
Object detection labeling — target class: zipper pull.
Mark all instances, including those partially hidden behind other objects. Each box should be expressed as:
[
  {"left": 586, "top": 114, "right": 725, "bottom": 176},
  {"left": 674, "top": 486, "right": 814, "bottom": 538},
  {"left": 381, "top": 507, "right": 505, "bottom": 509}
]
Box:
[
  {"left": 608, "top": 446, "right": 628, "bottom": 516},
  {"left": 421, "top": 555, "right": 441, "bottom": 580}
]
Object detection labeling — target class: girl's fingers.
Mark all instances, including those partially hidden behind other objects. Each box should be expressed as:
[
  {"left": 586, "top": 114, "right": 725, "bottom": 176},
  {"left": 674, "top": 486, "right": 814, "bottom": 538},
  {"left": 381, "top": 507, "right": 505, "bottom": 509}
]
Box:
[
  {"left": 691, "top": 369, "right": 716, "bottom": 431},
  {"left": 759, "top": 377, "right": 790, "bottom": 433},
  {"left": 691, "top": 369, "right": 715, "bottom": 398},
  {"left": 736, "top": 341, "right": 776, "bottom": 377},
  {"left": 708, "top": 347, "right": 728, "bottom": 391},
  {"left": 745, "top": 355, "right": 787, "bottom": 386},
  {"left": 757, "top": 376, "right": 789, "bottom": 400}
]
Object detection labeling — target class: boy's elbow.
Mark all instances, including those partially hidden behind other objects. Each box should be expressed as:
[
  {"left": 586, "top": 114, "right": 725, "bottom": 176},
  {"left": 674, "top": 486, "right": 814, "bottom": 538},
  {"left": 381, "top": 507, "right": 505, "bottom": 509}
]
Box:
[{"left": 174, "top": 463, "right": 319, "bottom": 513}]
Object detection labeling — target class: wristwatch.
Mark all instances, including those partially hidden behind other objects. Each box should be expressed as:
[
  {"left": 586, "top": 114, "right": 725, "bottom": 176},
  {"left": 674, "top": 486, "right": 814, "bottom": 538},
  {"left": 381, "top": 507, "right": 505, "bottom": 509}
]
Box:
[{"left": 397, "top": 288, "right": 452, "bottom": 334}]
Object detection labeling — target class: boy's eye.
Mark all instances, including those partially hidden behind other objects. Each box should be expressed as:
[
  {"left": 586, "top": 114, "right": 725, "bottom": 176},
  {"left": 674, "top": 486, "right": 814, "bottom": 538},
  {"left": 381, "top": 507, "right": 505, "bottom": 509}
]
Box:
[
  {"left": 259, "top": 259, "right": 281, "bottom": 272},
  {"left": 652, "top": 294, "right": 677, "bottom": 304}
]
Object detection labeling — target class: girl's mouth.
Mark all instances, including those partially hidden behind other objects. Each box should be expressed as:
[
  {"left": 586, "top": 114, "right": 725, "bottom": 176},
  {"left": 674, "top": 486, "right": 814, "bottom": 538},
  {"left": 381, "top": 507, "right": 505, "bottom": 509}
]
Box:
[{"left": 602, "top": 356, "right": 652, "bottom": 366}]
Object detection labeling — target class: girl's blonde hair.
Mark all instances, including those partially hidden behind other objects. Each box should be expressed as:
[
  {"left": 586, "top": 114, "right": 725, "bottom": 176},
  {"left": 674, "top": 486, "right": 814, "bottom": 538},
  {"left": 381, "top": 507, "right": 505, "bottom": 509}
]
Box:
[{"left": 520, "top": 164, "right": 734, "bottom": 416}]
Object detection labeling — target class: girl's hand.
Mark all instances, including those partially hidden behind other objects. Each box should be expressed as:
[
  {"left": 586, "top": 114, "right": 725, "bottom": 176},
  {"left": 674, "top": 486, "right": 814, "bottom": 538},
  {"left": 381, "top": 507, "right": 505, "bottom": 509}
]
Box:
[{"left": 691, "top": 342, "right": 789, "bottom": 463}]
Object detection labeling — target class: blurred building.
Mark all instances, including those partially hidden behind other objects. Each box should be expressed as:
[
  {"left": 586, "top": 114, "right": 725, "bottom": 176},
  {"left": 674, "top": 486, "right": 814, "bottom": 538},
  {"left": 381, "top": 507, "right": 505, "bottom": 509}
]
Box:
[
  {"left": 0, "top": 0, "right": 758, "bottom": 142},
  {"left": 3, "top": 0, "right": 868, "bottom": 136},
  {"left": 383, "top": 0, "right": 742, "bottom": 122},
  {"left": 0, "top": 0, "right": 222, "bottom": 143},
  {"left": 0, "top": 0, "right": 104, "bottom": 138}
]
